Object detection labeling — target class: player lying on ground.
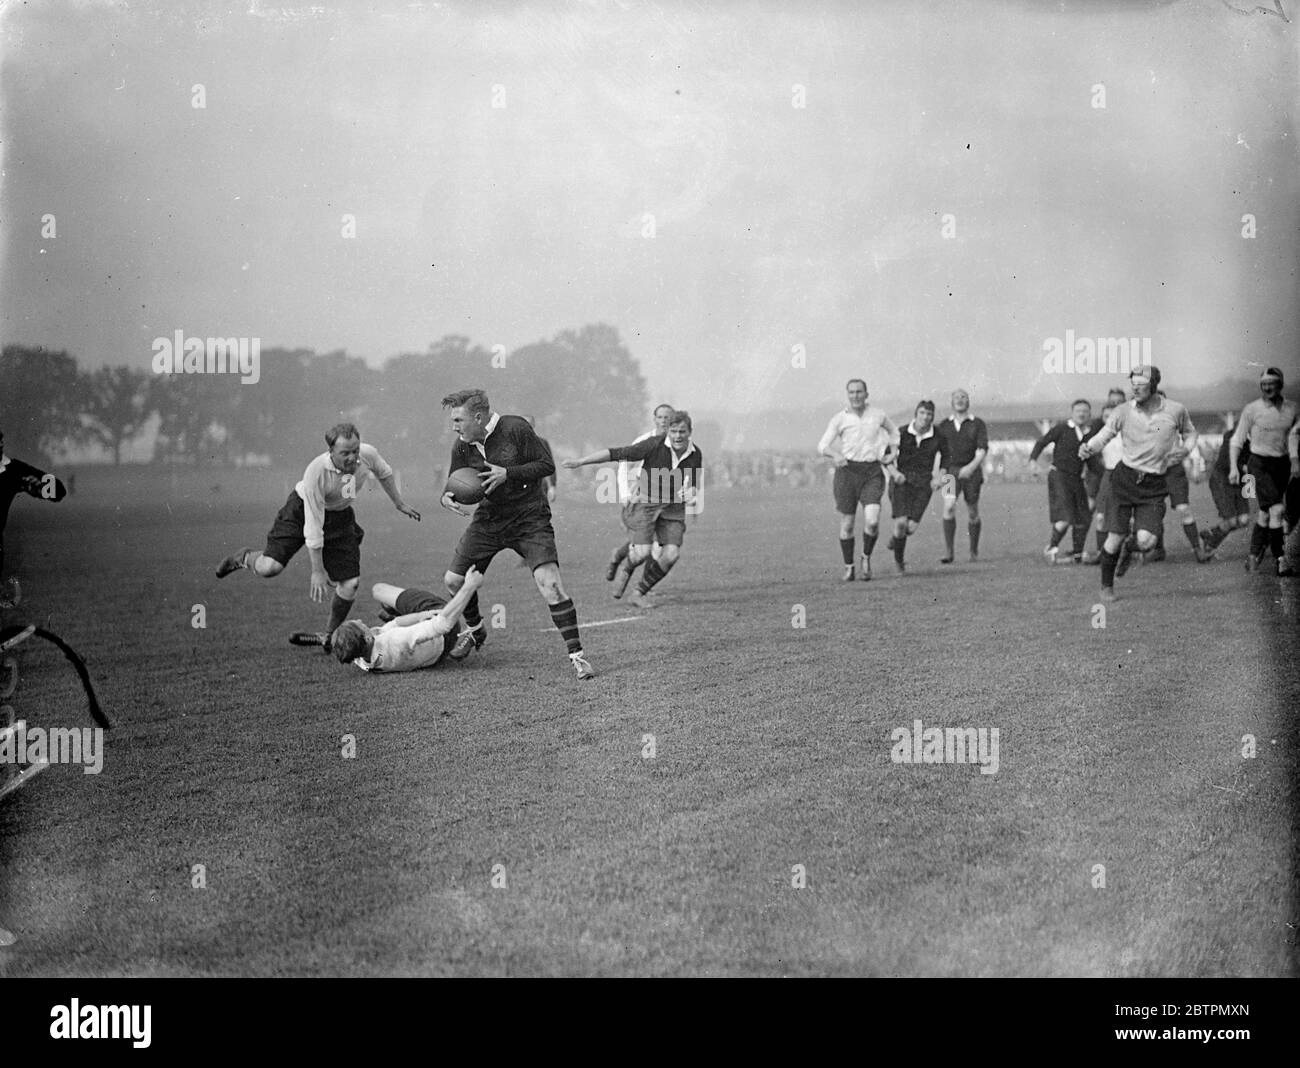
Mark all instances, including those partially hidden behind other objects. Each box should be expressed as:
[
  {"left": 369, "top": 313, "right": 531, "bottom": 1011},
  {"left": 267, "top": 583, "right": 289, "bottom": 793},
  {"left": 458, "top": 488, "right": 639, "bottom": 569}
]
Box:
[
  {"left": 327, "top": 566, "right": 485, "bottom": 672},
  {"left": 605, "top": 403, "right": 674, "bottom": 586},
  {"left": 884, "top": 400, "right": 944, "bottom": 573},
  {"left": 1229, "top": 366, "right": 1299, "bottom": 576},
  {"left": 438, "top": 389, "right": 595, "bottom": 681},
  {"left": 564, "top": 409, "right": 703, "bottom": 608},
  {"left": 1078, "top": 365, "right": 1198, "bottom": 600},
  {"left": 215, "top": 422, "right": 420, "bottom": 650},
  {"left": 817, "top": 379, "right": 898, "bottom": 581},
  {"left": 1030, "top": 399, "right": 1096, "bottom": 565}
]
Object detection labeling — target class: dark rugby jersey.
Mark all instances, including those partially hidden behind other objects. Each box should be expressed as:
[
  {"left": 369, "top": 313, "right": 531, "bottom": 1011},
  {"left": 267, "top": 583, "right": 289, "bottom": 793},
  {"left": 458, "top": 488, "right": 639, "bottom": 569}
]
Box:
[
  {"left": 896, "top": 425, "right": 942, "bottom": 484},
  {"left": 1, "top": 455, "right": 66, "bottom": 531},
  {"left": 1030, "top": 421, "right": 1090, "bottom": 478},
  {"left": 606, "top": 434, "right": 702, "bottom": 515},
  {"left": 449, "top": 413, "right": 555, "bottom": 518},
  {"left": 936, "top": 416, "right": 988, "bottom": 468}
]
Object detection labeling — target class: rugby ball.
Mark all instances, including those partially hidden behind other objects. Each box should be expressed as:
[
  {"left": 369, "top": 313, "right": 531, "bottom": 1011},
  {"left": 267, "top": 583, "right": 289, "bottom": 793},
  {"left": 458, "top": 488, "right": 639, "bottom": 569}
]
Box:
[{"left": 445, "top": 466, "right": 486, "bottom": 504}]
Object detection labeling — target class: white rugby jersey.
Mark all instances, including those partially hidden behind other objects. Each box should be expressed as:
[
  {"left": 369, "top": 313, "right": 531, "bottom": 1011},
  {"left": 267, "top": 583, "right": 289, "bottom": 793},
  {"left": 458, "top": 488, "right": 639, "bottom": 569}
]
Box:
[
  {"left": 355, "top": 618, "right": 450, "bottom": 673},
  {"left": 295, "top": 442, "right": 393, "bottom": 551}
]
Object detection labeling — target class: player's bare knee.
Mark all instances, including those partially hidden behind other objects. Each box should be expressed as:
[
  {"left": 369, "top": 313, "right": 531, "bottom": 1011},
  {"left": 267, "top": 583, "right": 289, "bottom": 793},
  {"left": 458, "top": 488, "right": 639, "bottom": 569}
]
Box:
[
  {"left": 445, "top": 570, "right": 464, "bottom": 592},
  {"left": 1136, "top": 531, "right": 1157, "bottom": 551},
  {"left": 660, "top": 545, "right": 680, "bottom": 566},
  {"left": 254, "top": 556, "right": 282, "bottom": 578},
  {"left": 338, "top": 577, "right": 360, "bottom": 597},
  {"left": 628, "top": 544, "right": 651, "bottom": 564}
]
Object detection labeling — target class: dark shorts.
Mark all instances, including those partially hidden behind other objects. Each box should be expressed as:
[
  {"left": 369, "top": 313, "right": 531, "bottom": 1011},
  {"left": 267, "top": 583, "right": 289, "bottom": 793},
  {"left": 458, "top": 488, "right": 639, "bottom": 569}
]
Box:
[
  {"left": 449, "top": 503, "right": 559, "bottom": 575},
  {"left": 1048, "top": 469, "right": 1091, "bottom": 526},
  {"left": 1209, "top": 468, "right": 1247, "bottom": 520},
  {"left": 942, "top": 465, "right": 983, "bottom": 507},
  {"left": 1104, "top": 463, "right": 1167, "bottom": 537},
  {"left": 1094, "top": 469, "right": 1114, "bottom": 518},
  {"left": 263, "top": 492, "right": 364, "bottom": 581},
  {"left": 1246, "top": 454, "right": 1291, "bottom": 511},
  {"left": 393, "top": 588, "right": 456, "bottom": 658},
  {"left": 624, "top": 502, "right": 687, "bottom": 547},
  {"left": 1164, "top": 462, "right": 1189, "bottom": 508},
  {"left": 1084, "top": 466, "right": 1101, "bottom": 502},
  {"left": 833, "top": 461, "right": 886, "bottom": 513},
  {"left": 890, "top": 479, "right": 933, "bottom": 523}
]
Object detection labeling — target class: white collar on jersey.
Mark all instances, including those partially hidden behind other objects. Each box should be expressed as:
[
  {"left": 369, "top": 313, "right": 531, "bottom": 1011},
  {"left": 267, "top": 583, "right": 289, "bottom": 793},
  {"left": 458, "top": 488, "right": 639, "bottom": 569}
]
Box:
[
  {"left": 0, "top": 456, "right": 9, "bottom": 473},
  {"left": 483, "top": 412, "right": 501, "bottom": 438}
]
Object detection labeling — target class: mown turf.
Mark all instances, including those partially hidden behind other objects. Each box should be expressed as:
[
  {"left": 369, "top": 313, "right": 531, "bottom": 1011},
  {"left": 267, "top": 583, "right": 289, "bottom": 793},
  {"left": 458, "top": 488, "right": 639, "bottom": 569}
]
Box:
[{"left": 0, "top": 467, "right": 1296, "bottom": 976}]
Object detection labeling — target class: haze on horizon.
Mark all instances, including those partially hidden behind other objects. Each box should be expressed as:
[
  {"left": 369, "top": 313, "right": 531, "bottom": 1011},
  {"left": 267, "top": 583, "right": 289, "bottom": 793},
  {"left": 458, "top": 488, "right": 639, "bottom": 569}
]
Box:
[{"left": 1, "top": 0, "right": 1296, "bottom": 417}]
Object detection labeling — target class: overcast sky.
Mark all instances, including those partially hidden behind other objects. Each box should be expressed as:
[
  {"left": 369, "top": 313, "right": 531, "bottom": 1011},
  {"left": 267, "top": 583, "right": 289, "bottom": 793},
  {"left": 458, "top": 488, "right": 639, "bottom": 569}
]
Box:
[{"left": 1, "top": 0, "right": 1296, "bottom": 414}]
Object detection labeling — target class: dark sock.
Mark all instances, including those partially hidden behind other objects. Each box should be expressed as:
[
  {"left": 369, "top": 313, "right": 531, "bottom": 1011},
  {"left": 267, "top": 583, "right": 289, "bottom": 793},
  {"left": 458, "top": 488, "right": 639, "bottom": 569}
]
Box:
[
  {"left": 840, "top": 538, "right": 855, "bottom": 565},
  {"left": 327, "top": 592, "right": 355, "bottom": 634},
  {"left": 1049, "top": 526, "right": 1067, "bottom": 548},
  {"left": 1155, "top": 526, "right": 1165, "bottom": 551},
  {"left": 862, "top": 531, "right": 877, "bottom": 557},
  {"left": 1250, "top": 524, "right": 1268, "bottom": 557},
  {"left": 1100, "top": 549, "right": 1118, "bottom": 588},
  {"left": 894, "top": 533, "right": 907, "bottom": 567},
  {"left": 462, "top": 591, "right": 482, "bottom": 630},
  {"left": 1269, "top": 527, "right": 1285, "bottom": 560},
  {"left": 1182, "top": 521, "right": 1200, "bottom": 551},
  {"left": 610, "top": 542, "right": 630, "bottom": 566},
  {"left": 1094, "top": 527, "right": 1105, "bottom": 552},
  {"left": 1071, "top": 527, "right": 1087, "bottom": 557},
  {"left": 969, "top": 519, "right": 981, "bottom": 554},
  {"left": 943, "top": 518, "right": 956, "bottom": 554},
  {"left": 548, "top": 597, "right": 582, "bottom": 654},
  {"left": 638, "top": 558, "right": 668, "bottom": 594}
]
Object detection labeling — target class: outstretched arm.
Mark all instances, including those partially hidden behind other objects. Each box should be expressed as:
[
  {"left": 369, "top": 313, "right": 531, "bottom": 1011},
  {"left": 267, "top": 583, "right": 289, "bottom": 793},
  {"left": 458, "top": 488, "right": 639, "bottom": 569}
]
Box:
[{"left": 563, "top": 449, "right": 612, "bottom": 469}]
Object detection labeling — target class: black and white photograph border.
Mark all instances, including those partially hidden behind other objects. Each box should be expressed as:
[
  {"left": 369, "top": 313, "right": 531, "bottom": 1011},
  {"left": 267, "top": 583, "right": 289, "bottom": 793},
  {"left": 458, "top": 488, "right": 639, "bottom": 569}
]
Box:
[{"left": 0, "top": 0, "right": 1297, "bottom": 984}]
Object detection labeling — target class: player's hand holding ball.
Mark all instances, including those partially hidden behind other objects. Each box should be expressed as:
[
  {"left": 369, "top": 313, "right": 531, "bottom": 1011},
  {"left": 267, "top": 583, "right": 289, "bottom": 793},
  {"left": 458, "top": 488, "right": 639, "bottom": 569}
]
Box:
[{"left": 478, "top": 463, "right": 507, "bottom": 495}]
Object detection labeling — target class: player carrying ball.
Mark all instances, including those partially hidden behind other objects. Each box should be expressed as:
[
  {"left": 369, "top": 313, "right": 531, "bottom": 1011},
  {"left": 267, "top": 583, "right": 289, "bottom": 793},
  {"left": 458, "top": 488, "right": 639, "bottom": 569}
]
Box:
[{"left": 438, "top": 389, "right": 595, "bottom": 680}]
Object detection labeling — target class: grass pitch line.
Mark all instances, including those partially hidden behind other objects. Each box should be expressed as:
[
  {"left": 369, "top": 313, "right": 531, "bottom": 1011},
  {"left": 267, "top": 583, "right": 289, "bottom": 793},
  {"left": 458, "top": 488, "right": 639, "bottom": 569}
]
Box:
[{"left": 538, "top": 615, "right": 647, "bottom": 632}]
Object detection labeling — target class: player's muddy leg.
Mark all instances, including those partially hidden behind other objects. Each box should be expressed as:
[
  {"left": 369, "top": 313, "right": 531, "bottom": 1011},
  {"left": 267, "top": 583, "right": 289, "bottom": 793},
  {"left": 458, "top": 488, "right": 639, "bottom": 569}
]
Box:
[
  {"left": 613, "top": 543, "right": 650, "bottom": 598},
  {"left": 838, "top": 510, "right": 856, "bottom": 576},
  {"left": 636, "top": 543, "right": 679, "bottom": 598},
  {"left": 326, "top": 576, "right": 359, "bottom": 640},
  {"left": 940, "top": 495, "right": 957, "bottom": 563},
  {"left": 534, "top": 563, "right": 592, "bottom": 676}
]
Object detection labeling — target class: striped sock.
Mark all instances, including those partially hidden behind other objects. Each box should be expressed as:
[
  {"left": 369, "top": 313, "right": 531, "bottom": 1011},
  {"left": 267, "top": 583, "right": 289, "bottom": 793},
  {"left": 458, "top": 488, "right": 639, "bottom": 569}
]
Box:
[
  {"left": 638, "top": 558, "right": 667, "bottom": 594},
  {"left": 548, "top": 598, "right": 582, "bottom": 655}
]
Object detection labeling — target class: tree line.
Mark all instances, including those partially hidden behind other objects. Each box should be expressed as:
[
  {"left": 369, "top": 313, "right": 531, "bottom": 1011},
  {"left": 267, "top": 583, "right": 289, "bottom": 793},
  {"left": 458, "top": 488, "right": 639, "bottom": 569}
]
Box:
[{"left": 0, "top": 325, "right": 648, "bottom": 469}]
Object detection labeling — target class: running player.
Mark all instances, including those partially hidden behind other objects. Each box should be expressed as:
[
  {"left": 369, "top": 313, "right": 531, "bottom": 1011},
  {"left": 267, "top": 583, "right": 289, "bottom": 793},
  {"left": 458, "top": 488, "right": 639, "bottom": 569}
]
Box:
[
  {"left": 817, "top": 379, "right": 898, "bottom": 581},
  {"left": 215, "top": 422, "right": 420, "bottom": 648},
  {"left": 1200, "top": 422, "right": 1251, "bottom": 557},
  {"left": 885, "top": 400, "right": 944, "bottom": 572},
  {"left": 1030, "top": 399, "right": 1094, "bottom": 564},
  {"left": 605, "top": 403, "right": 674, "bottom": 586},
  {"left": 1230, "top": 367, "right": 1299, "bottom": 575},
  {"left": 935, "top": 389, "right": 988, "bottom": 563},
  {"left": 564, "top": 410, "right": 702, "bottom": 608},
  {"left": 1078, "top": 366, "right": 1198, "bottom": 600},
  {"left": 438, "top": 389, "right": 595, "bottom": 679}
]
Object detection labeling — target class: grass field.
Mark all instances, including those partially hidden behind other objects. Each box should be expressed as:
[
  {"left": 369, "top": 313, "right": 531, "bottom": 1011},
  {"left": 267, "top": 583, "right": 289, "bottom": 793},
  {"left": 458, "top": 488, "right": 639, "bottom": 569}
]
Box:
[{"left": 1, "top": 466, "right": 1296, "bottom": 976}]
